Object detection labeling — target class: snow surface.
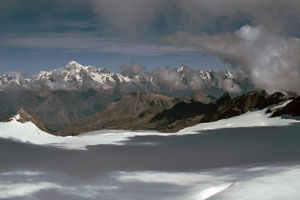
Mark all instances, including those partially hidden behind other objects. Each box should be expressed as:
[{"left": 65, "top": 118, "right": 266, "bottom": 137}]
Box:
[
  {"left": 116, "top": 163, "right": 300, "bottom": 200},
  {"left": 179, "top": 101, "right": 295, "bottom": 134},
  {"left": 1, "top": 164, "right": 300, "bottom": 199},
  {"left": 0, "top": 106, "right": 298, "bottom": 150}
]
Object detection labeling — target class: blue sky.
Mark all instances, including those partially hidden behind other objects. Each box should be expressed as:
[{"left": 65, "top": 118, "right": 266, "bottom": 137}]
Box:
[{"left": 0, "top": 0, "right": 299, "bottom": 75}]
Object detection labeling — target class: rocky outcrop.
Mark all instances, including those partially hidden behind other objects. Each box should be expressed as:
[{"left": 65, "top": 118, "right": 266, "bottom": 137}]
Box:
[
  {"left": 271, "top": 96, "right": 300, "bottom": 117},
  {"left": 7, "top": 107, "right": 48, "bottom": 132}
]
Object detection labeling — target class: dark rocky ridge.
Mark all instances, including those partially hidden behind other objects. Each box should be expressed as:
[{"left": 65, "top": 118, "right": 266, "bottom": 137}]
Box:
[
  {"left": 150, "top": 101, "right": 217, "bottom": 130},
  {"left": 201, "top": 91, "right": 288, "bottom": 123},
  {"left": 154, "top": 91, "right": 290, "bottom": 132},
  {"left": 271, "top": 96, "right": 300, "bottom": 117}
]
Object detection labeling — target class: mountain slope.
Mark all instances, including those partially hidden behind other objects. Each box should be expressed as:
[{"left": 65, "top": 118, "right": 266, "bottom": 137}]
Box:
[
  {"left": 61, "top": 92, "right": 185, "bottom": 135},
  {"left": 152, "top": 91, "right": 290, "bottom": 132}
]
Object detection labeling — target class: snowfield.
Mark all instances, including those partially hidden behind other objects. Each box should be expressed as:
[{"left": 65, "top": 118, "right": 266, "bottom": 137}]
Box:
[
  {"left": 1, "top": 164, "right": 300, "bottom": 200},
  {"left": 116, "top": 164, "right": 300, "bottom": 200},
  {"left": 0, "top": 106, "right": 298, "bottom": 150}
]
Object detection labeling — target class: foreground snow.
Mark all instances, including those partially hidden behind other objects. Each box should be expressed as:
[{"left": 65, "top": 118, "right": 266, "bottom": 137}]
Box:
[
  {"left": 0, "top": 107, "right": 298, "bottom": 150},
  {"left": 116, "top": 163, "right": 300, "bottom": 200},
  {"left": 179, "top": 109, "right": 297, "bottom": 134},
  {"left": 1, "top": 163, "right": 300, "bottom": 199}
]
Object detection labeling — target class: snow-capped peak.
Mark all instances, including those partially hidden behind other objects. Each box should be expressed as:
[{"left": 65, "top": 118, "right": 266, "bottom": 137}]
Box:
[
  {"left": 64, "top": 61, "right": 90, "bottom": 72},
  {"left": 0, "top": 61, "right": 247, "bottom": 93},
  {"left": 68, "top": 60, "right": 80, "bottom": 66},
  {"left": 0, "top": 71, "right": 24, "bottom": 86},
  {"left": 225, "top": 70, "right": 235, "bottom": 79},
  {"left": 177, "top": 65, "right": 185, "bottom": 73}
]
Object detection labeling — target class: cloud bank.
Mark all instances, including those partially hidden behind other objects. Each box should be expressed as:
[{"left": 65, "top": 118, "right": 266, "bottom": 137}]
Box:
[{"left": 164, "top": 25, "right": 300, "bottom": 94}]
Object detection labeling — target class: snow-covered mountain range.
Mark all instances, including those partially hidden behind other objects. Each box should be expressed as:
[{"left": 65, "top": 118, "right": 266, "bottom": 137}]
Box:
[{"left": 0, "top": 61, "right": 253, "bottom": 94}]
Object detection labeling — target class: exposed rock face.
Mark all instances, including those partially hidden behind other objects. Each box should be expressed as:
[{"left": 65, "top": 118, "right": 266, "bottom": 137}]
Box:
[
  {"left": 61, "top": 92, "right": 184, "bottom": 135},
  {"left": 151, "top": 101, "right": 217, "bottom": 130},
  {"left": 271, "top": 96, "right": 300, "bottom": 117}
]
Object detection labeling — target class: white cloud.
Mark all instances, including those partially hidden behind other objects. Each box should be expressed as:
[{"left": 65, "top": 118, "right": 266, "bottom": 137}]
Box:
[{"left": 165, "top": 25, "right": 300, "bottom": 94}]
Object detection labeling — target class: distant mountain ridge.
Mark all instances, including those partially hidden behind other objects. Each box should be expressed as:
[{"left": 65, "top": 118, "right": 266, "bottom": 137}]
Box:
[{"left": 0, "top": 61, "right": 254, "bottom": 96}]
